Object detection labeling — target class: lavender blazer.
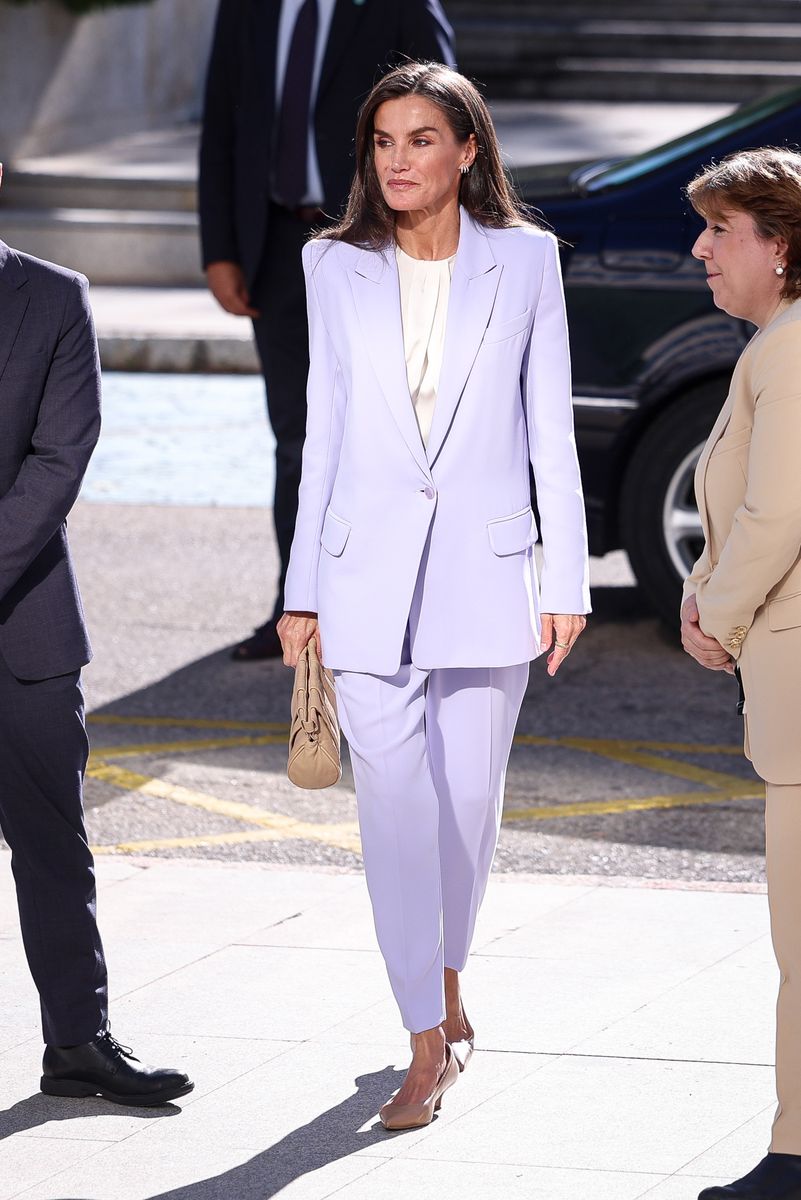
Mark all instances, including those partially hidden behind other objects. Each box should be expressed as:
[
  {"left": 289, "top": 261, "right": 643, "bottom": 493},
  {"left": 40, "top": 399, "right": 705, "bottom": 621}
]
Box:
[{"left": 284, "top": 210, "right": 591, "bottom": 675}]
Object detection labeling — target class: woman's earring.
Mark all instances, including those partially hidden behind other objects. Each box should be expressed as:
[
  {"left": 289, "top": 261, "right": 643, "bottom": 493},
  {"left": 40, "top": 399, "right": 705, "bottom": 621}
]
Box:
[
  {"left": 459, "top": 164, "right": 470, "bottom": 176},
  {"left": 776, "top": 262, "right": 786, "bottom": 276}
]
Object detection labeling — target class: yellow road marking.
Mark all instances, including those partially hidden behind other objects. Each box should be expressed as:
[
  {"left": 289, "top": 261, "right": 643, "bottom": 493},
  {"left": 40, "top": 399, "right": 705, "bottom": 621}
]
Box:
[
  {"left": 86, "top": 759, "right": 361, "bottom": 854},
  {"left": 87, "top": 715, "right": 288, "bottom": 732},
  {"left": 505, "top": 788, "right": 762, "bottom": 822},
  {"left": 514, "top": 736, "right": 743, "bottom": 757},
  {"left": 85, "top": 715, "right": 745, "bottom": 758},
  {"left": 92, "top": 829, "right": 350, "bottom": 854},
  {"left": 93, "top": 786, "right": 763, "bottom": 854},
  {"left": 84, "top": 717, "right": 760, "bottom": 855},
  {"left": 92, "top": 735, "right": 287, "bottom": 759},
  {"left": 560, "top": 738, "right": 755, "bottom": 794}
]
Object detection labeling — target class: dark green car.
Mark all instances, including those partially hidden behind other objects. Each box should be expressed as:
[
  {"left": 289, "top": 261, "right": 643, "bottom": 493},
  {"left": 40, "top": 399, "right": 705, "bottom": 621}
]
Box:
[{"left": 523, "top": 88, "right": 801, "bottom": 624}]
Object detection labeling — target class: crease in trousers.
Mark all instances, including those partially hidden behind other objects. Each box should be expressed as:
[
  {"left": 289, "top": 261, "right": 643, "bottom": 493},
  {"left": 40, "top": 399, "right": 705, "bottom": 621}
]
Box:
[
  {"left": 0, "top": 650, "right": 108, "bottom": 1045},
  {"left": 334, "top": 615, "right": 528, "bottom": 1032},
  {"left": 765, "top": 780, "right": 801, "bottom": 1152}
]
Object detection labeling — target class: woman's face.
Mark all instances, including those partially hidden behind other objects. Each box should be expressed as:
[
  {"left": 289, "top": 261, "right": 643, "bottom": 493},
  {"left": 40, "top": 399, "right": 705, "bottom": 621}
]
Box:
[
  {"left": 692, "top": 207, "right": 788, "bottom": 326},
  {"left": 371, "top": 95, "right": 475, "bottom": 216}
]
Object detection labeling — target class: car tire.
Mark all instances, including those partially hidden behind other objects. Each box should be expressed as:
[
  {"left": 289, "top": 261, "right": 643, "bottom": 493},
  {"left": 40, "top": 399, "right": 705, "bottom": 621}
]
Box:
[{"left": 619, "top": 383, "right": 725, "bottom": 627}]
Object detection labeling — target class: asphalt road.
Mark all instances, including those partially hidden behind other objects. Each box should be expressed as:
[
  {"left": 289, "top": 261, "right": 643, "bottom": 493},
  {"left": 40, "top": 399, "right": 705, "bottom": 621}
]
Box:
[
  {"left": 66, "top": 499, "right": 763, "bottom": 885},
  {"left": 11, "top": 372, "right": 766, "bottom": 885}
]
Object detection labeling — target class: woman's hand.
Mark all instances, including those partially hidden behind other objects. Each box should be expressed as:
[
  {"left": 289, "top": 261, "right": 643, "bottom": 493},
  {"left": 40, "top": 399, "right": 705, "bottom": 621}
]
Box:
[
  {"left": 540, "top": 613, "right": 587, "bottom": 677},
  {"left": 680, "top": 594, "right": 735, "bottom": 673},
  {"left": 276, "top": 612, "right": 322, "bottom": 668}
]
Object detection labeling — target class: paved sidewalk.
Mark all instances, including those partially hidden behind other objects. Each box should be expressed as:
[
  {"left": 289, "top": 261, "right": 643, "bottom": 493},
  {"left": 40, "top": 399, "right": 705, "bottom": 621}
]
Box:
[{"left": 0, "top": 857, "right": 775, "bottom": 1199}]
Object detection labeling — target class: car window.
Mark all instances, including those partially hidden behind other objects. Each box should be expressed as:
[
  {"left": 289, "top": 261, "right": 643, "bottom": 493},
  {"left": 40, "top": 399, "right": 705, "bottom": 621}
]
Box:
[{"left": 576, "top": 88, "right": 801, "bottom": 194}]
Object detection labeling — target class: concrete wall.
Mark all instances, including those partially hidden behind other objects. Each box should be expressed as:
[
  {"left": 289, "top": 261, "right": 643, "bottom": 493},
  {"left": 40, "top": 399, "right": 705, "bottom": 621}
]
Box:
[{"left": 0, "top": 0, "right": 217, "bottom": 160}]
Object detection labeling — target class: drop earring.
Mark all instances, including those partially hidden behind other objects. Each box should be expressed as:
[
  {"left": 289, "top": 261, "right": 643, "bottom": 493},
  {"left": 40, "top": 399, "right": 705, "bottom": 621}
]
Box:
[
  {"left": 459, "top": 164, "right": 470, "bottom": 176},
  {"left": 776, "top": 262, "right": 785, "bottom": 276}
]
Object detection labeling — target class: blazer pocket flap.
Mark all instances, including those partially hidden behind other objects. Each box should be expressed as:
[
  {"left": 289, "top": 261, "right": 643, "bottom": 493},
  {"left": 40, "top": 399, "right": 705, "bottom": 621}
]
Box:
[
  {"left": 487, "top": 507, "right": 537, "bottom": 556},
  {"left": 320, "top": 509, "right": 351, "bottom": 557},
  {"left": 483, "top": 308, "right": 533, "bottom": 345},
  {"left": 769, "top": 591, "right": 801, "bottom": 632}
]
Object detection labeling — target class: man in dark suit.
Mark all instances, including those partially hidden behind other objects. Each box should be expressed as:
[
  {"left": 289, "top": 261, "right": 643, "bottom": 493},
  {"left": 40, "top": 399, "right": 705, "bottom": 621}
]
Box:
[
  {"left": 0, "top": 167, "right": 193, "bottom": 1105},
  {"left": 199, "top": 0, "right": 455, "bottom": 659}
]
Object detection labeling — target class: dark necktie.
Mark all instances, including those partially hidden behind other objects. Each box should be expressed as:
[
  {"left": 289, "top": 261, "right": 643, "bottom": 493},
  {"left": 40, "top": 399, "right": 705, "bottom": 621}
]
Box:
[{"left": 274, "top": 0, "right": 319, "bottom": 206}]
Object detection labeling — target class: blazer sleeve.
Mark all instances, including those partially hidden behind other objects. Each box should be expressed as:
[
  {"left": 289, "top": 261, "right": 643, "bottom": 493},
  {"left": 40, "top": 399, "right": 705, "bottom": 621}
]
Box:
[
  {"left": 397, "top": 0, "right": 457, "bottom": 67},
  {"left": 0, "top": 274, "right": 101, "bottom": 604},
  {"left": 682, "top": 543, "right": 713, "bottom": 607},
  {"left": 283, "top": 243, "right": 347, "bottom": 613},
  {"left": 523, "top": 233, "right": 591, "bottom": 615},
  {"left": 695, "top": 323, "right": 801, "bottom": 656},
  {"left": 198, "top": 0, "right": 242, "bottom": 268}
]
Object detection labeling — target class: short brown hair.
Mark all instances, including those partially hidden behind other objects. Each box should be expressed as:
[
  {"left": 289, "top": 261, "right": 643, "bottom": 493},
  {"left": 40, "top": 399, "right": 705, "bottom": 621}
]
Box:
[
  {"left": 319, "top": 61, "right": 538, "bottom": 249},
  {"left": 686, "top": 147, "right": 801, "bottom": 299}
]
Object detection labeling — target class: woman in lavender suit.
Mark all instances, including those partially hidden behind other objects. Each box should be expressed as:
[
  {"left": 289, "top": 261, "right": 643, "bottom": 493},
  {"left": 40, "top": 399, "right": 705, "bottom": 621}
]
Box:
[{"left": 278, "top": 62, "right": 590, "bottom": 1130}]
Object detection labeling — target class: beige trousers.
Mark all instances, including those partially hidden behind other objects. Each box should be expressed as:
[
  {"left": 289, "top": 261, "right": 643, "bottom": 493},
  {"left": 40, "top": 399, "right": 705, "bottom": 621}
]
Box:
[{"left": 766, "top": 781, "right": 801, "bottom": 1152}]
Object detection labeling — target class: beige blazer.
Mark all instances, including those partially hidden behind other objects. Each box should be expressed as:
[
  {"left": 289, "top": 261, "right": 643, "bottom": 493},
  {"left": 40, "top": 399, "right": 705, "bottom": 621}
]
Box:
[{"left": 684, "top": 297, "right": 801, "bottom": 784}]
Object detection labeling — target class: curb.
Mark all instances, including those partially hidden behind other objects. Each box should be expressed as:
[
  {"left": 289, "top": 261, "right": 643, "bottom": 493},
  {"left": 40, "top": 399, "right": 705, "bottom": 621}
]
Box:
[{"left": 98, "top": 333, "right": 259, "bottom": 374}]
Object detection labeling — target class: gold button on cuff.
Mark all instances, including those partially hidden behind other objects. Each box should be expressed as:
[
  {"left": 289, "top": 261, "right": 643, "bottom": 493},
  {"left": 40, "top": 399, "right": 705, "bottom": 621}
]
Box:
[{"left": 727, "top": 625, "right": 748, "bottom": 650}]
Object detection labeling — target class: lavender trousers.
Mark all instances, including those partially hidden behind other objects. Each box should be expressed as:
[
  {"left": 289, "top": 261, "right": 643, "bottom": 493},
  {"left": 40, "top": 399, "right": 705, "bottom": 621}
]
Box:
[{"left": 334, "top": 647, "right": 528, "bottom": 1033}]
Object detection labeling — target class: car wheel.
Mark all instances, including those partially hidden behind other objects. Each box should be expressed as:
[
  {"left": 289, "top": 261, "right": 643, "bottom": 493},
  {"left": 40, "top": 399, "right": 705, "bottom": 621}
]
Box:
[{"left": 619, "top": 385, "right": 724, "bottom": 627}]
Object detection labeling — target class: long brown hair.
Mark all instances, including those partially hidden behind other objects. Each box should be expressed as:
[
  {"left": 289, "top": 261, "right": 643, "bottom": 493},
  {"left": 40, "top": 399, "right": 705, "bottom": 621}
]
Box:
[{"left": 320, "top": 61, "right": 537, "bottom": 248}]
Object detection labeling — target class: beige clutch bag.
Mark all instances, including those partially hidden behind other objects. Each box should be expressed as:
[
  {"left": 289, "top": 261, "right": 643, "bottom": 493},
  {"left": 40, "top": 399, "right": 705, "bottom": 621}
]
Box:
[{"left": 287, "top": 639, "right": 342, "bottom": 789}]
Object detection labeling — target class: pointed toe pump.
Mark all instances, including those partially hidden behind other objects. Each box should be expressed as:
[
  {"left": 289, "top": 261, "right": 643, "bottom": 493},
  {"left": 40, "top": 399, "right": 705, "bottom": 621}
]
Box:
[{"left": 379, "top": 1043, "right": 460, "bottom": 1131}]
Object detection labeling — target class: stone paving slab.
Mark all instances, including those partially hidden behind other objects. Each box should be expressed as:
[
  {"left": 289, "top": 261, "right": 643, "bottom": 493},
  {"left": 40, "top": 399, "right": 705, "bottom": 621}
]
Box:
[{"left": 0, "top": 856, "right": 776, "bottom": 1199}]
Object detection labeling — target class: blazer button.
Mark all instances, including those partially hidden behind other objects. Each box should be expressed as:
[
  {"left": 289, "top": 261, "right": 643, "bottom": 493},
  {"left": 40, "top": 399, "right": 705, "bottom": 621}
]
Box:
[{"left": 422, "top": 486, "right": 435, "bottom": 500}]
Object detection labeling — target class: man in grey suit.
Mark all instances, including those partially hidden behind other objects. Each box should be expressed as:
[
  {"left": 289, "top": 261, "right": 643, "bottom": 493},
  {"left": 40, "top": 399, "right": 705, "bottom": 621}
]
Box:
[{"left": 0, "top": 166, "right": 192, "bottom": 1105}]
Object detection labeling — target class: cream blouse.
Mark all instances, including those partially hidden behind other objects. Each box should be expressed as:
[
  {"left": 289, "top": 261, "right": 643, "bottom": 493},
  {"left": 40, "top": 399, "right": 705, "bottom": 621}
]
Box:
[{"left": 395, "top": 244, "right": 456, "bottom": 447}]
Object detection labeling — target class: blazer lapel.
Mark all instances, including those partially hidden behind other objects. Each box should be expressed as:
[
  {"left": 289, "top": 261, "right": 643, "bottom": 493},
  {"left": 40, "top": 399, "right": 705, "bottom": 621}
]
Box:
[
  {"left": 695, "top": 347, "right": 751, "bottom": 540},
  {"left": 0, "top": 241, "right": 30, "bottom": 382},
  {"left": 425, "top": 212, "right": 500, "bottom": 466},
  {"left": 694, "top": 395, "right": 731, "bottom": 544},
  {"left": 348, "top": 247, "right": 430, "bottom": 476}
]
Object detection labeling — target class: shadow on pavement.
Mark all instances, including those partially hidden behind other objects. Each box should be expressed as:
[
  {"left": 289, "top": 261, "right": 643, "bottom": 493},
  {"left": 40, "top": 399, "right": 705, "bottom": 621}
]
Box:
[
  {"left": 0, "top": 1092, "right": 181, "bottom": 1140},
  {"left": 87, "top": 584, "right": 652, "bottom": 728},
  {"left": 144, "top": 1064, "right": 405, "bottom": 1200},
  {"left": 89, "top": 646, "right": 290, "bottom": 729}
]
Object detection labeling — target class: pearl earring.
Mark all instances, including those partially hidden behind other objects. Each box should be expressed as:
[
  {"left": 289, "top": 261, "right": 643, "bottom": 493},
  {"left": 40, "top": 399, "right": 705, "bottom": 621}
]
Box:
[
  {"left": 459, "top": 164, "right": 470, "bottom": 176},
  {"left": 776, "top": 263, "right": 785, "bottom": 276}
]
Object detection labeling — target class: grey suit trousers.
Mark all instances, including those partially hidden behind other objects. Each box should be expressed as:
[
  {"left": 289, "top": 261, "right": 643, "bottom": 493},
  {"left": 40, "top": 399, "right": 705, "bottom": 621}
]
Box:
[{"left": 0, "top": 651, "right": 108, "bottom": 1045}]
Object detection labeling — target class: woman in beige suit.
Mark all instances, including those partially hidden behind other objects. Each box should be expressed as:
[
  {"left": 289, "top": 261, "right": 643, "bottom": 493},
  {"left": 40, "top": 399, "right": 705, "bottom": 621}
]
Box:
[{"left": 682, "top": 147, "right": 801, "bottom": 1200}]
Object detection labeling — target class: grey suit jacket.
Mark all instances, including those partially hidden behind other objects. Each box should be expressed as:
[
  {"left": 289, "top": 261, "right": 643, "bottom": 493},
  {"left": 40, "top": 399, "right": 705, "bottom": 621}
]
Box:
[{"left": 0, "top": 240, "right": 100, "bottom": 680}]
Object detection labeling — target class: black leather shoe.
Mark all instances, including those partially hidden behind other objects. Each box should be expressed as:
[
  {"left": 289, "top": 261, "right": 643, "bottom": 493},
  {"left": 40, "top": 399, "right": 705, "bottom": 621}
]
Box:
[
  {"left": 41, "top": 1030, "right": 194, "bottom": 1107},
  {"left": 699, "top": 1153, "right": 801, "bottom": 1199}
]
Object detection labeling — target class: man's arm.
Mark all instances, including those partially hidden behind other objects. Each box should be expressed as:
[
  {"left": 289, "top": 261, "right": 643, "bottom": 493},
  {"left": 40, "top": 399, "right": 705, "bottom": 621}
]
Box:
[
  {"left": 0, "top": 274, "right": 101, "bottom": 603},
  {"left": 398, "top": 0, "right": 457, "bottom": 68},
  {"left": 198, "top": 0, "right": 242, "bottom": 269}
]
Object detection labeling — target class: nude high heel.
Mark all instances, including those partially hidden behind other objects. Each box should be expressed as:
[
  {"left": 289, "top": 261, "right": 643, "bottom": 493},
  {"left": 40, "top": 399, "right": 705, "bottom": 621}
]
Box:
[
  {"left": 379, "top": 1043, "right": 460, "bottom": 1131},
  {"left": 449, "top": 1032, "right": 475, "bottom": 1072},
  {"left": 448, "top": 1005, "right": 475, "bottom": 1072}
]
